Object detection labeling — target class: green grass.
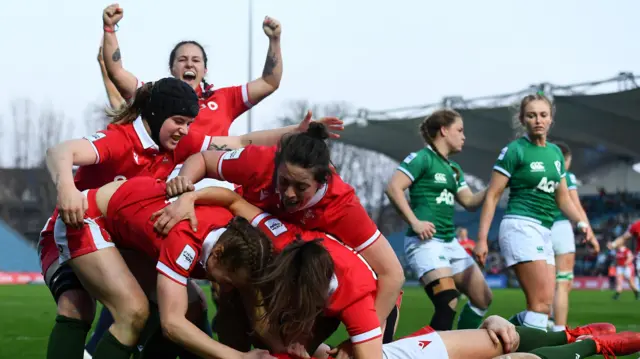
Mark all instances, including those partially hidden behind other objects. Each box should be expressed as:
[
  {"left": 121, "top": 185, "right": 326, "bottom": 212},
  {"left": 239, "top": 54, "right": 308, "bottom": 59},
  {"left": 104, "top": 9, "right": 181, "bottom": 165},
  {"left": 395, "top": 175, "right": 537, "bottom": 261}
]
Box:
[{"left": 1, "top": 285, "right": 639, "bottom": 358}]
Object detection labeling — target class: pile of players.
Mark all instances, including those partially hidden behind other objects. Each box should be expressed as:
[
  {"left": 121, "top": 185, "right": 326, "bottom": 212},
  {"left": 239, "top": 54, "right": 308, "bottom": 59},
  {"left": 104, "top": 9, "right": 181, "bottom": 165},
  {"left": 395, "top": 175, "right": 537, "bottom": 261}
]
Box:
[{"left": 36, "top": 3, "right": 640, "bottom": 359}]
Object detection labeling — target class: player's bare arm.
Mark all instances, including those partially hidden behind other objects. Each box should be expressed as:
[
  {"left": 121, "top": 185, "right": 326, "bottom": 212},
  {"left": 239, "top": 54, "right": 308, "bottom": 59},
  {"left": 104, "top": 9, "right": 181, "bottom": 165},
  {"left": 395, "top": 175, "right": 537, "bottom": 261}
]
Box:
[
  {"left": 359, "top": 238, "right": 405, "bottom": 329},
  {"left": 46, "top": 139, "right": 99, "bottom": 228},
  {"left": 476, "top": 171, "right": 508, "bottom": 266},
  {"left": 98, "top": 38, "right": 126, "bottom": 109},
  {"left": 610, "top": 231, "right": 632, "bottom": 249},
  {"left": 157, "top": 275, "right": 268, "bottom": 359},
  {"left": 247, "top": 16, "right": 283, "bottom": 105},
  {"left": 385, "top": 170, "right": 436, "bottom": 240},
  {"left": 456, "top": 187, "right": 487, "bottom": 212},
  {"left": 103, "top": 4, "right": 138, "bottom": 100}
]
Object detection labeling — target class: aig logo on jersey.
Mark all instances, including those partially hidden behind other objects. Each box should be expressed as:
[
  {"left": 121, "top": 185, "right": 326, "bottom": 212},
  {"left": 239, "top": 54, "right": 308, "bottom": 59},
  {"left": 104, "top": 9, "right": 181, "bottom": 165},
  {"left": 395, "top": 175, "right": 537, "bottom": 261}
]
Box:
[
  {"left": 434, "top": 173, "right": 447, "bottom": 183},
  {"left": 265, "top": 218, "right": 288, "bottom": 236},
  {"left": 530, "top": 162, "right": 545, "bottom": 172}
]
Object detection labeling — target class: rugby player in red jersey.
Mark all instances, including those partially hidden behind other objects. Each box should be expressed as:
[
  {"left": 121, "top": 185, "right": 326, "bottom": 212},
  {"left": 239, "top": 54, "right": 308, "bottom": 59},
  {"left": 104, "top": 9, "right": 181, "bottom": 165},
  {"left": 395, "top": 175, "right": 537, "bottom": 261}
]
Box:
[
  {"left": 158, "top": 123, "right": 405, "bottom": 343},
  {"left": 612, "top": 245, "right": 639, "bottom": 300},
  {"left": 456, "top": 227, "right": 476, "bottom": 257},
  {"left": 610, "top": 219, "right": 640, "bottom": 292},
  {"left": 102, "top": 4, "right": 283, "bottom": 137},
  {"left": 161, "top": 186, "right": 640, "bottom": 359},
  {"left": 40, "top": 78, "right": 333, "bottom": 359}
]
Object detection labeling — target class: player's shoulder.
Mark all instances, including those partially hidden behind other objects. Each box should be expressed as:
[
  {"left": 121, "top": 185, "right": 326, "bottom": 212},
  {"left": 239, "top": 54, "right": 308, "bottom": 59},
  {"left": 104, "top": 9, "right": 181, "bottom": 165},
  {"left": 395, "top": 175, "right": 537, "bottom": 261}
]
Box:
[
  {"left": 449, "top": 160, "right": 464, "bottom": 172},
  {"left": 546, "top": 142, "right": 564, "bottom": 157}
]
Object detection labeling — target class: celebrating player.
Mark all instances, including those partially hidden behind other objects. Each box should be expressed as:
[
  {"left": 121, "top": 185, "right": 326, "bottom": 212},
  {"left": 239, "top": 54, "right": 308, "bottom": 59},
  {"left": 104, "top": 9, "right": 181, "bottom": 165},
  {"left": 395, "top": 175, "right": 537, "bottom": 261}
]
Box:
[
  {"left": 475, "top": 93, "right": 597, "bottom": 331},
  {"left": 385, "top": 109, "right": 491, "bottom": 330},
  {"left": 612, "top": 244, "right": 639, "bottom": 300},
  {"left": 156, "top": 122, "right": 405, "bottom": 343},
  {"left": 101, "top": 3, "right": 282, "bottom": 137},
  {"left": 168, "top": 185, "right": 387, "bottom": 358},
  {"left": 548, "top": 142, "right": 592, "bottom": 332},
  {"left": 39, "top": 77, "right": 332, "bottom": 359}
]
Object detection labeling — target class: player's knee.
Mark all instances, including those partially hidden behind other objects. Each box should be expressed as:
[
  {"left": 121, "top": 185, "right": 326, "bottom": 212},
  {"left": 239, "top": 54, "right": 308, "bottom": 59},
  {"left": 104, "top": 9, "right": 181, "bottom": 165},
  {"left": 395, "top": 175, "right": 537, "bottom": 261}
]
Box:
[
  {"left": 425, "top": 277, "right": 460, "bottom": 311},
  {"left": 56, "top": 289, "right": 95, "bottom": 323},
  {"left": 116, "top": 298, "right": 149, "bottom": 333}
]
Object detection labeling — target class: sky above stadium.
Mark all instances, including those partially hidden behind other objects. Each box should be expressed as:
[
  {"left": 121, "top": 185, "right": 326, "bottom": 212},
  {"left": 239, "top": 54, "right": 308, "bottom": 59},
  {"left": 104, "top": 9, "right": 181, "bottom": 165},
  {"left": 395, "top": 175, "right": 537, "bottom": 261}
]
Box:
[{"left": 0, "top": 0, "right": 638, "bottom": 165}]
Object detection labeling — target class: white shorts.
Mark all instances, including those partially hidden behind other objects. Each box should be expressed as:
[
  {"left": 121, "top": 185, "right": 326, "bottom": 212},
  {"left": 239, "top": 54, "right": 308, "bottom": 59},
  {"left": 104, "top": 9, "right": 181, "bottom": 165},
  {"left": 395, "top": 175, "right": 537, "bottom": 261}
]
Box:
[
  {"left": 550, "top": 220, "right": 576, "bottom": 255},
  {"left": 383, "top": 329, "right": 448, "bottom": 359},
  {"left": 499, "top": 217, "right": 555, "bottom": 267},
  {"left": 616, "top": 266, "right": 633, "bottom": 279},
  {"left": 405, "top": 236, "right": 475, "bottom": 278}
]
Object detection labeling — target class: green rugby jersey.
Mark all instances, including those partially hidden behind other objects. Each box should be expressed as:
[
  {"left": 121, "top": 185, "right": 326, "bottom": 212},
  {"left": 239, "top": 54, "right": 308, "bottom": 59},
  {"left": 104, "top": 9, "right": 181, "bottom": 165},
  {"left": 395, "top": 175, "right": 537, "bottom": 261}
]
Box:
[
  {"left": 397, "top": 146, "right": 467, "bottom": 242},
  {"left": 493, "top": 136, "right": 566, "bottom": 229}
]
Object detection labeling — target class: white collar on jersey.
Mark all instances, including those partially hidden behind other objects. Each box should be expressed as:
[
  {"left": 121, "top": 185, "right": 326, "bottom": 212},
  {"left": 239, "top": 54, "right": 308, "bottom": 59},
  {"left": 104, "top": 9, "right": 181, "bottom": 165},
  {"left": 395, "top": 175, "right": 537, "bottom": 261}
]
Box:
[
  {"left": 299, "top": 183, "right": 328, "bottom": 211},
  {"left": 133, "top": 117, "right": 160, "bottom": 151},
  {"left": 200, "top": 227, "right": 228, "bottom": 270}
]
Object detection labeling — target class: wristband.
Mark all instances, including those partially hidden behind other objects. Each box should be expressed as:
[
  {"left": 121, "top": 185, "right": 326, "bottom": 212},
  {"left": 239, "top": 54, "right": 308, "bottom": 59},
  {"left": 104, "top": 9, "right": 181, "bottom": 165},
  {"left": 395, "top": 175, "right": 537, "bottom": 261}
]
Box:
[
  {"left": 103, "top": 24, "right": 119, "bottom": 33},
  {"left": 577, "top": 221, "right": 588, "bottom": 230}
]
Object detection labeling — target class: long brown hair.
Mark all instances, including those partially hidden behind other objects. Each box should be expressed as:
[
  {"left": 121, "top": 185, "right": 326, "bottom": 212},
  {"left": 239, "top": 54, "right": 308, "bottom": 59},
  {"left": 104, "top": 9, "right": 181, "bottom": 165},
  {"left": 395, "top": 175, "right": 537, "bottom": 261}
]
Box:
[
  {"left": 258, "top": 237, "right": 334, "bottom": 344},
  {"left": 419, "top": 109, "right": 461, "bottom": 178},
  {"left": 105, "top": 82, "right": 153, "bottom": 124}
]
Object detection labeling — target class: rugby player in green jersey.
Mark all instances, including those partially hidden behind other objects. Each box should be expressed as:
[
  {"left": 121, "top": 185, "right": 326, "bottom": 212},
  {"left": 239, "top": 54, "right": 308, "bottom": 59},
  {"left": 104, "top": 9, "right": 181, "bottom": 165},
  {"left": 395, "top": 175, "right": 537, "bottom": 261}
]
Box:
[
  {"left": 548, "top": 142, "right": 594, "bottom": 333},
  {"left": 386, "top": 109, "right": 491, "bottom": 331},
  {"left": 475, "top": 93, "right": 597, "bottom": 332}
]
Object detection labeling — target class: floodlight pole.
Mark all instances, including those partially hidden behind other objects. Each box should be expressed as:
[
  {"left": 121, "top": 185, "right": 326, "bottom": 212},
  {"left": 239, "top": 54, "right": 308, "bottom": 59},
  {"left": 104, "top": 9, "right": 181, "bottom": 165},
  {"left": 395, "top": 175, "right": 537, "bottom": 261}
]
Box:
[{"left": 247, "top": 0, "right": 253, "bottom": 133}]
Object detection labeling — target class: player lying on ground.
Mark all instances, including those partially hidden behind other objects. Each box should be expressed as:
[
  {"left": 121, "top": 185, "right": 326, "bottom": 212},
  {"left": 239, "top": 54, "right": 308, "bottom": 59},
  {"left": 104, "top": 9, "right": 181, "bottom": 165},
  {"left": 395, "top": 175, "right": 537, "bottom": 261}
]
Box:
[
  {"left": 277, "top": 319, "right": 640, "bottom": 359},
  {"left": 152, "top": 185, "right": 640, "bottom": 359},
  {"left": 160, "top": 122, "right": 405, "bottom": 343}
]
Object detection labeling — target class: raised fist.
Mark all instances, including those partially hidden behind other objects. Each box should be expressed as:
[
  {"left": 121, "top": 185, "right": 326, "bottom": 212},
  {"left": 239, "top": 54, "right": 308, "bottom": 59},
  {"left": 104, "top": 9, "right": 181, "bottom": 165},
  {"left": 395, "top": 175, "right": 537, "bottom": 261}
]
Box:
[
  {"left": 263, "top": 16, "right": 281, "bottom": 39},
  {"left": 103, "top": 4, "right": 123, "bottom": 27}
]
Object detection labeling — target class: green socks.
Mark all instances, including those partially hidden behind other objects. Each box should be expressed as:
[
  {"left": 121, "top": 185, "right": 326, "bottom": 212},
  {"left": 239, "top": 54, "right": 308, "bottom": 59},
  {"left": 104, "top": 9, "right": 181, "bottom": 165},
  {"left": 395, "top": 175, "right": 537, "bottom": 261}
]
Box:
[
  {"left": 515, "top": 326, "right": 568, "bottom": 352},
  {"left": 457, "top": 301, "right": 487, "bottom": 329},
  {"left": 46, "top": 315, "right": 91, "bottom": 359},
  {"left": 530, "top": 339, "right": 597, "bottom": 359}
]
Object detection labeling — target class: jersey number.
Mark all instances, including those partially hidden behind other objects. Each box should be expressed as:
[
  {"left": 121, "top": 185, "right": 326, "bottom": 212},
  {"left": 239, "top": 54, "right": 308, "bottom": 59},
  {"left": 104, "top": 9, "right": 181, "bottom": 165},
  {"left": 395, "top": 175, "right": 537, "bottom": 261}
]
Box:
[
  {"left": 536, "top": 177, "right": 556, "bottom": 194},
  {"left": 436, "top": 189, "right": 454, "bottom": 205}
]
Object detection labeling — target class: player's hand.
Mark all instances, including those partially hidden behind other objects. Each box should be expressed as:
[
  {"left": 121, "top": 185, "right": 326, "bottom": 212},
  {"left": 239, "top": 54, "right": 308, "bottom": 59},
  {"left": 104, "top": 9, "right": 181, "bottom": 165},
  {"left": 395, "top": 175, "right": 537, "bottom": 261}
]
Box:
[
  {"left": 97, "top": 45, "right": 105, "bottom": 64},
  {"left": 296, "top": 110, "right": 344, "bottom": 139},
  {"left": 57, "top": 186, "right": 88, "bottom": 229},
  {"left": 150, "top": 193, "right": 198, "bottom": 235},
  {"left": 242, "top": 349, "right": 276, "bottom": 359},
  {"left": 315, "top": 116, "right": 344, "bottom": 139},
  {"left": 166, "top": 176, "right": 195, "bottom": 197},
  {"left": 286, "top": 342, "right": 310, "bottom": 358},
  {"left": 327, "top": 340, "right": 352, "bottom": 359},
  {"left": 606, "top": 241, "right": 614, "bottom": 250},
  {"left": 263, "top": 16, "right": 281, "bottom": 39},
  {"left": 410, "top": 220, "right": 436, "bottom": 240},
  {"left": 473, "top": 240, "right": 489, "bottom": 268},
  {"left": 103, "top": 4, "right": 123, "bottom": 27},
  {"left": 480, "top": 315, "right": 519, "bottom": 354},
  {"left": 581, "top": 225, "right": 599, "bottom": 253}
]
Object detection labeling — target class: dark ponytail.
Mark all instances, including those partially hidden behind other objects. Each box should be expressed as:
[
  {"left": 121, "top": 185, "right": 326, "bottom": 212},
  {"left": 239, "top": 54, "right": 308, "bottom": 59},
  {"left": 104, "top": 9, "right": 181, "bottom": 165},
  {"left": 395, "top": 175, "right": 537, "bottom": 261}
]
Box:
[
  {"left": 419, "top": 109, "right": 461, "bottom": 179},
  {"left": 274, "top": 122, "right": 333, "bottom": 185},
  {"left": 258, "top": 237, "right": 334, "bottom": 344},
  {"left": 106, "top": 82, "right": 153, "bottom": 124}
]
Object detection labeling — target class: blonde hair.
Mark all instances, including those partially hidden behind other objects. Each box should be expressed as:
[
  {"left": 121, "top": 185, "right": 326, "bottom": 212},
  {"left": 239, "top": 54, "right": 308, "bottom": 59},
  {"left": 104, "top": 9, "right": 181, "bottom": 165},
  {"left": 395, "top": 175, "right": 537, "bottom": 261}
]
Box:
[{"left": 511, "top": 93, "right": 555, "bottom": 138}]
